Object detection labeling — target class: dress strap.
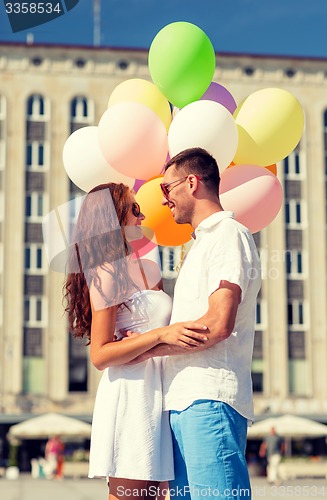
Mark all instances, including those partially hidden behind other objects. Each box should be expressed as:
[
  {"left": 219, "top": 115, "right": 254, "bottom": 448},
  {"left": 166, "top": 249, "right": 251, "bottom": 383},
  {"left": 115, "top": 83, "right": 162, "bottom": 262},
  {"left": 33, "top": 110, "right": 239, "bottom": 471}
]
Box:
[{"left": 134, "top": 251, "right": 150, "bottom": 290}]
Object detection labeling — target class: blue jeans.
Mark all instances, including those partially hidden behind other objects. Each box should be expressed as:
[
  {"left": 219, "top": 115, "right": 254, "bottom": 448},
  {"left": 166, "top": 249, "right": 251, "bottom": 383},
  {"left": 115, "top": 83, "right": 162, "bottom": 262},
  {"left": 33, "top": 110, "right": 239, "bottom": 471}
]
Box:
[{"left": 169, "top": 400, "right": 251, "bottom": 500}]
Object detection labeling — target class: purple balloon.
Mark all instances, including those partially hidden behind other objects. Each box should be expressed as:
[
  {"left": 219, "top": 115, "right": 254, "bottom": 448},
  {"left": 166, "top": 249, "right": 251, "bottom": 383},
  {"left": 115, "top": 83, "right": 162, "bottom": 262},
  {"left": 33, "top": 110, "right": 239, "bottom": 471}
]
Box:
[
  {"left": 200, "top": 82, "right": 237, "bottom": 114},
  {"left": 133, "top": 179, "right": 146, "bottom": 192}
]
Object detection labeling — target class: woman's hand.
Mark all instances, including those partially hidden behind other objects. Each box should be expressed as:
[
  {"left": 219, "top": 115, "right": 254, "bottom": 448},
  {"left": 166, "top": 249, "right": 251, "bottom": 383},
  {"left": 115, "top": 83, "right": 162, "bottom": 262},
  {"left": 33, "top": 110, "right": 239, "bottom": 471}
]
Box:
[{"left": 158, "top": 322, "right": 208, "bottom": 348}]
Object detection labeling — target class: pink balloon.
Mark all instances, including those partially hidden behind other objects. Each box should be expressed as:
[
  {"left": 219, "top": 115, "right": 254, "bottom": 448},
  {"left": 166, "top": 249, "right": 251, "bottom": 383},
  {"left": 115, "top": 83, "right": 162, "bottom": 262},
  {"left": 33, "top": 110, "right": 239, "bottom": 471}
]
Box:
[
  {"left": 130, "top": 235, "right": 158, "bottom": 258},
  {"left": 200, "top": 82, "right": 237, "bottom": 114},
  {"left": 220, "top": 165, "right": 283, "bottom": 233},
  {"left": 98, "top": 102, "right": 168, "bottom": 180}
]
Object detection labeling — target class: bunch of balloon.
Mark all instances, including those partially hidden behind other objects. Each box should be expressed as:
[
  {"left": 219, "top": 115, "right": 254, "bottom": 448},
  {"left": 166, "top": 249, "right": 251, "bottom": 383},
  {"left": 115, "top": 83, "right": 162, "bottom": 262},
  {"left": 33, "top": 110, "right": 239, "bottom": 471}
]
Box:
[
  {"left": 62, "top": 20, "right": 305, "bottom": 250},
  {"left": 137, "top": 21, "right": 239, "bottom": 246}
]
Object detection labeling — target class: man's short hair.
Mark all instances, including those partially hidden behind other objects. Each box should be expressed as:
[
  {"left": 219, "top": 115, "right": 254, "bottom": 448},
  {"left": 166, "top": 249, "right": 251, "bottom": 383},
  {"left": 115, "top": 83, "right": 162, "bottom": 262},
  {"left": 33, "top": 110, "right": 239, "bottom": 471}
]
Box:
[{"left": 165, "top": 147, "right": 220, "bottom": 195}]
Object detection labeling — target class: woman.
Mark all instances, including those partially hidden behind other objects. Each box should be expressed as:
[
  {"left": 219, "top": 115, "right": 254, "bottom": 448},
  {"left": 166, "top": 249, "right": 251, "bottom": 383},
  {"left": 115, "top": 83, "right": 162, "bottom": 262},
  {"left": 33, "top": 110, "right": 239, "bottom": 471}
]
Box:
[
  {"left": 44, "top": 435, "right": 64, "bottom": 479},
  {"left": 63, "top": 183, "right": 208, "bottom": 500}
]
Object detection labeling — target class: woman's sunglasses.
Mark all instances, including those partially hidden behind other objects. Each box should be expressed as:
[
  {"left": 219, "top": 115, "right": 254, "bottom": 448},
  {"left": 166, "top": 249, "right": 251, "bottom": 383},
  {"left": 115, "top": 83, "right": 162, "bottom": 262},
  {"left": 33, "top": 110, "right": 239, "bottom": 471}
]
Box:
[{"left": 132, "top": 202, "right": 141, "bottom": 218}]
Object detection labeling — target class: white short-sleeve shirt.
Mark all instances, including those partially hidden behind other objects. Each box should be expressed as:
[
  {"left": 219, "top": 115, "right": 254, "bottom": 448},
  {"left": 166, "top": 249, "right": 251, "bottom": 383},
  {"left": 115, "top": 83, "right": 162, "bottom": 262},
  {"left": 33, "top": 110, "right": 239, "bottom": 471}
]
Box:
[{"left": 163, "top": 211, "right": 261, "bottom": 422}]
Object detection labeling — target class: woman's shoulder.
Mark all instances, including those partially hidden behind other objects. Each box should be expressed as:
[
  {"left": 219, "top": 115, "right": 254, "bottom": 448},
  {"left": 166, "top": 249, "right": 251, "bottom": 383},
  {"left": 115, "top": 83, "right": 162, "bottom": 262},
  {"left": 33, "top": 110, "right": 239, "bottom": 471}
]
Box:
[{"left": 89, "top": 263, "right": 123, "bottom": 310}]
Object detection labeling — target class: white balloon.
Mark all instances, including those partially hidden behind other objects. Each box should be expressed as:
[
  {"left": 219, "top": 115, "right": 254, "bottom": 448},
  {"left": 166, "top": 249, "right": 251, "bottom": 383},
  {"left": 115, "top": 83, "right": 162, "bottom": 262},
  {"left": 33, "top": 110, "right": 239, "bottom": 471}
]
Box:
[
  {"left": 63, "top": 126, "right": 134, "bottom": 192},
  {"left": 168, "top": 100, "right": 238, "bottom": 172}
]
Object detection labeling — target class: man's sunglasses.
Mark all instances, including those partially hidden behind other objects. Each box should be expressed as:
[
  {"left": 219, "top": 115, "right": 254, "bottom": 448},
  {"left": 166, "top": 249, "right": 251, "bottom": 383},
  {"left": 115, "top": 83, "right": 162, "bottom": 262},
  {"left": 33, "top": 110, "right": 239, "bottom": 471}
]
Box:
[
  {"left": 160, "top": 175, "right": 202, "bottom": 199},
  {"left": 132, "top": 202, "right": 141, "bottom": 218}
]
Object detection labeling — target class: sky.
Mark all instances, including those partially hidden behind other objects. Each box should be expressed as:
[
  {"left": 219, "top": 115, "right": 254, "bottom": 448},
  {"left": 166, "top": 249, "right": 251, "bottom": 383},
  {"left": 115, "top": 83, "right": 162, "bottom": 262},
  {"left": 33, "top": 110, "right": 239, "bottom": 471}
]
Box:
[{"left": 0, "top": 0, "right": 327, "bottom": 58}]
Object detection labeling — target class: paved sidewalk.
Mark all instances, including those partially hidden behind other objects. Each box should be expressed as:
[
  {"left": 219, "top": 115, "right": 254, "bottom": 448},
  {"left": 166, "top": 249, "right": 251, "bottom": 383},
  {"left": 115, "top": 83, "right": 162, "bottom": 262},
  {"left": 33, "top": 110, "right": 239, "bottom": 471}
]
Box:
[
  {"left": 0, "top": 475, "right": 326, "bottom": 499},
  {"left": 0, "top": 475, "right": 106, "bottom": 500}
]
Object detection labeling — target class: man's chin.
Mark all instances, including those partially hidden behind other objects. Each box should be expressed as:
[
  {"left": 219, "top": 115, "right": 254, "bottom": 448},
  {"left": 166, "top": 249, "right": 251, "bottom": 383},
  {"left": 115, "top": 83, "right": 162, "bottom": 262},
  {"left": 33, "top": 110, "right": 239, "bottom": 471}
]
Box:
[{"left": 173, "top": 216, "right": 184, "bottom": 225}]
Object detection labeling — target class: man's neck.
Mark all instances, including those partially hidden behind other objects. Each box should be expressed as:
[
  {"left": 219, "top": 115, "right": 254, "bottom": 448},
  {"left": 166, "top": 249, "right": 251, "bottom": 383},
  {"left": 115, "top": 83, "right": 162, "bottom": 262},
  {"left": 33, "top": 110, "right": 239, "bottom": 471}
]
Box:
[{"left": 191, "top": 200, "right": 224, "bottom": 229}]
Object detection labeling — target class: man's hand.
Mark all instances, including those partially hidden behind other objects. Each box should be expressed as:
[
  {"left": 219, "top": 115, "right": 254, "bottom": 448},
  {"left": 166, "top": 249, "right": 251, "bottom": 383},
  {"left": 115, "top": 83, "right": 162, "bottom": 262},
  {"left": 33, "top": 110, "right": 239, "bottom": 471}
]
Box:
[{"left": 157, "top": 322, "right": 208, "bottom": 348}]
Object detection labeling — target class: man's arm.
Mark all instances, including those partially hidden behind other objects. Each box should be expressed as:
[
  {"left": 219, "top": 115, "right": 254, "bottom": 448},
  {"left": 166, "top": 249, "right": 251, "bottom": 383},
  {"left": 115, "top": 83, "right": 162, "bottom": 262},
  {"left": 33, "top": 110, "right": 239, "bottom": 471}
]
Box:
[{"left": 195, "top": 280, "right": 241, "bottom": 348}]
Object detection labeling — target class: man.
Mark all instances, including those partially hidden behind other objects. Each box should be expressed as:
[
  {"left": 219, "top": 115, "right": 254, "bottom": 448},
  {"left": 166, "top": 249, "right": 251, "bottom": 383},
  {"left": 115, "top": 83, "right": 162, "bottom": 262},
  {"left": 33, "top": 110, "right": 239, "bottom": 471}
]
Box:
[
  {"left": 134, "top": 147, "right": 261, "bottom": 499},
  {"left": 259, "top": 427, "right": 284, "bottom": 485}
]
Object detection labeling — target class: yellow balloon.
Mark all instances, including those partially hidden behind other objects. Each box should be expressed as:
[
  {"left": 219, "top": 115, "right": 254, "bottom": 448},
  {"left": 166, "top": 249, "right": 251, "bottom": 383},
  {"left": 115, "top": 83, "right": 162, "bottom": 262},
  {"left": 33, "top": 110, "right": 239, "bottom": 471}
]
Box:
[
  {"left": 108, "top": 79, "right": 172, "bottom": 132},
  {"left": 136, "top": 176, "right": 193, "bottom": 246},
  {"left": 233, "top": 88, "right": 304, "bottom": 166}
]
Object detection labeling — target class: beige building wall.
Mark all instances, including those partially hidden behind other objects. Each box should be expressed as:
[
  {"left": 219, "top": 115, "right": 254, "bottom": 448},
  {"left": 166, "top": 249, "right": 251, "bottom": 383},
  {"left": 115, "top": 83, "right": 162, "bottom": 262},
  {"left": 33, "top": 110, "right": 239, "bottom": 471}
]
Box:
[{"left": 0, "top": 43, "right": 327, "bottom": 422}]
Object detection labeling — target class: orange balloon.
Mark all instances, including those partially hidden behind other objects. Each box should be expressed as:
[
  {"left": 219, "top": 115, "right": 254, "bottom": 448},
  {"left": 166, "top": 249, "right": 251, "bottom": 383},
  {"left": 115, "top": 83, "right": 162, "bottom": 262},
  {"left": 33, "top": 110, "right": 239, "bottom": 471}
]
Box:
[
  {"left": 264, "top": 163, "right": 277, "bottom": 175},
  {"left": 136, "top": 176, "right": 193, "bottom": 246}
]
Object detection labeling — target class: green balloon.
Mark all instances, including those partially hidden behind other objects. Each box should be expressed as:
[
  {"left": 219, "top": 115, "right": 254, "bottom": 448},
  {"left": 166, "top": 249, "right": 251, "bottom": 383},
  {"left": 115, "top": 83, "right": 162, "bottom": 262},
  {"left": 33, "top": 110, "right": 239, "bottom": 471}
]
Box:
[{"left": 149, "top": 22, "right": 216, "bottom": 109}]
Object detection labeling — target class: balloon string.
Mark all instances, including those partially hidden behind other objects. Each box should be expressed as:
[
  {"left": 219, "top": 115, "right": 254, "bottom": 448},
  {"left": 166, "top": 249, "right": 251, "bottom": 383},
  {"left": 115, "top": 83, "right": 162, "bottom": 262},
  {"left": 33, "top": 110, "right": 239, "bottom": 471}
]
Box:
[{"left": 175, "top": 244, "right": 186, "bottom": 274}]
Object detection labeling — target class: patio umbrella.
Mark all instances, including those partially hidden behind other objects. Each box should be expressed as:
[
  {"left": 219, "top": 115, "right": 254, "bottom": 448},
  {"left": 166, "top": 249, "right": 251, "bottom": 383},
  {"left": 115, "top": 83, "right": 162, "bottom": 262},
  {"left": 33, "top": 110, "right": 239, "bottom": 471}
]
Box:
[
  {"left": 8, "top": 412, "right": 92, "bottom": 440},
  {"left": 247, "top": 414, "right": 327, "bottom": 439}
]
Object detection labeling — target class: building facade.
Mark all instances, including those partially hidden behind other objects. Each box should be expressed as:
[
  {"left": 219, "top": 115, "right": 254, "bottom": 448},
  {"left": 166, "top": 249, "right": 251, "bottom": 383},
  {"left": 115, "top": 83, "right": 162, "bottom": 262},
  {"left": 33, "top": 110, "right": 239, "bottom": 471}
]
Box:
[{"left": 0, "top": 42, "right": 327, "bottom": 437}]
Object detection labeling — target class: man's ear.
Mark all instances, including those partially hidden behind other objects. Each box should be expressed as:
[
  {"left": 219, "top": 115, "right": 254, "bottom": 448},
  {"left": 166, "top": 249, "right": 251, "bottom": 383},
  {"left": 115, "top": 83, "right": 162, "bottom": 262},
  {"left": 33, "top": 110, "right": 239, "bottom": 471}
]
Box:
[{"left": 188, "top": 175, "right": 199, "bottom": 191}]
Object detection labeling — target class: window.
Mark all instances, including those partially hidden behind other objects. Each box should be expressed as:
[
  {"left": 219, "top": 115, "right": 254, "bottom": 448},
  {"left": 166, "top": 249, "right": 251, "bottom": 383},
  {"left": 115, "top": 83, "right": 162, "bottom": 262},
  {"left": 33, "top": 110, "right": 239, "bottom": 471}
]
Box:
[
  {"left": 285, "top": 200, "right": 306, "bottom": 228},
  {"left": 27, "top": 95, "right": 49, "bottom": 119},
  {"left": 68, "top": 335, "right": 88, "bottom": 392},
  {"left": 159, "top": 246, "right": 181, "bottom": 279},
  {"left": 25, "top": 193, "right": 47, "bottom": 220},
  {"left": 23, "top": 328, "right": 43, "bottom": 357},
  {"left": 287, "top": 300, "right": 305, "bottom": 327},
  {"left": 70, "top": 96, "right": 94, "bottom": 123},
  {"left": 288, "top": 331, "right": 306, "bottom": 359},
  {"left": 288, "top": 359, "right": 310, "bottom": 395},
  {"left": 256, "top": 303, "right": 261, "bottom": 324},
  {"left": 286, "top": 250, "right": 306, "bottom": 277},
  {"left": 255, "top": 300, "right": 266, "bottom": 327},
  {"left": 283, "top": 147, "right": 304, "bottom": 179},
  {"left": 168, "top": 249, "right": 175, "bottom": 272},
  {"left": 25, "top": 244, "right": 45, "bottom": 273},
  {"left": 252, "top": 371, "right": 264, "bottom": 393},
  {"left": 24, "top": 296, "right": 47, "bottom": 326},
  {"left": 253, "top": 330, "right": 263, "bottom": 359},
  {"left": 26, "top": 142, "right": 48, "bottom": 169},
  {"left": 252, "top": 358, "right": 264, "bottom": 393}
]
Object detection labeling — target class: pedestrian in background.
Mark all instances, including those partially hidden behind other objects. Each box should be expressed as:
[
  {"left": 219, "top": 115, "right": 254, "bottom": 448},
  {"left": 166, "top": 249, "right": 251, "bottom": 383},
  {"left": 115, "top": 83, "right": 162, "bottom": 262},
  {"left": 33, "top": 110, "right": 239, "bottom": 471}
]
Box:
[
  {"left": 45, "top": 435, "right": 64, "bottom": 479},
  {"left": 259, "top": 426, "right": 284, "bottom": 485}
]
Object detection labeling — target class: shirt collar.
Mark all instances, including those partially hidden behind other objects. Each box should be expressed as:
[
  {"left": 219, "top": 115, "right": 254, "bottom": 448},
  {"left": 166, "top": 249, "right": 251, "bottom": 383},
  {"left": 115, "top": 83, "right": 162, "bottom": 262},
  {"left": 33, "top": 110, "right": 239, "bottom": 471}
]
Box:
[{"left": 192, "top": 211, "right": 234, "bottom": 239}]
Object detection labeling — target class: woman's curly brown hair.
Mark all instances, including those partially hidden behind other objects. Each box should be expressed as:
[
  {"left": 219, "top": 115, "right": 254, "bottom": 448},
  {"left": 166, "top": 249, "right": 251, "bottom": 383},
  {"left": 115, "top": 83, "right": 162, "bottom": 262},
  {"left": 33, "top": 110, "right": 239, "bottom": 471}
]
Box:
[{"left": 63, "top": 183, "right": 137, "bottom": 343}]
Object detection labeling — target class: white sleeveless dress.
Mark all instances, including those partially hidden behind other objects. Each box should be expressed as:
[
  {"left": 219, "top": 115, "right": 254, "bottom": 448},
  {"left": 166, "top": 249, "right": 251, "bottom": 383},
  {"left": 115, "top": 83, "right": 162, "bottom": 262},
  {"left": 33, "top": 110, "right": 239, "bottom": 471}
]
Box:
[{"left": 88, "top": 289, "right": 174, "bottom": 481}]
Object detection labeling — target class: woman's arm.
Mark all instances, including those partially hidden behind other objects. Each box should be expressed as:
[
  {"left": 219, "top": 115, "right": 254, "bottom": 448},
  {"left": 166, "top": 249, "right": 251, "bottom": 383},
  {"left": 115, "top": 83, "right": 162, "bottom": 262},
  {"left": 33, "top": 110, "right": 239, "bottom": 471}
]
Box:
[{"left": 90, "top": 304, "right": 208, "bottom": 370}]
